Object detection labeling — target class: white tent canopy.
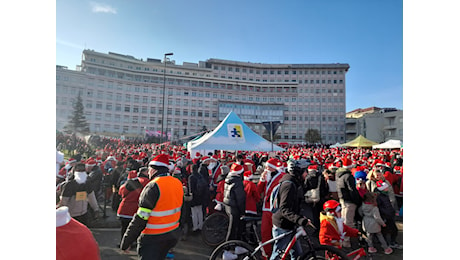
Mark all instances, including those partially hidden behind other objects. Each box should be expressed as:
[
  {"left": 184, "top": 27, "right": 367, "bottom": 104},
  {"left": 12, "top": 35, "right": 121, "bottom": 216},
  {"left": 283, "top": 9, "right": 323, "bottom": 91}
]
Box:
[
  {"left": 372, "top": 139, "right": 403, "bottom": 149},
  {"left": 187, "top": 111, "right": 284, "bottom": 155},
  {"left": 330, "top": 142, "right": 342, "bottom": 148}
]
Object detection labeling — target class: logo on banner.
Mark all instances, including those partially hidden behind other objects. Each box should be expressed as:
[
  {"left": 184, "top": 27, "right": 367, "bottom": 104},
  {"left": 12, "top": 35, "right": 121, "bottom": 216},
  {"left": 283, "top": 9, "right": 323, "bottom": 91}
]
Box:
[{"left": 227, "top": 124, "right": 245, "bottom": 142}]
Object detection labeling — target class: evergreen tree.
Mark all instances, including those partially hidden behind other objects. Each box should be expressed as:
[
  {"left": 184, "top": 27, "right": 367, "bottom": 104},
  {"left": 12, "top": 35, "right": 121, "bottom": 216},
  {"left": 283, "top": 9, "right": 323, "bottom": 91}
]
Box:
[
  {"left": 304, "top": 128, "right": 322, "bottom": 144},
  {"left": 64, "top": 92, "right": 90, "bottom": 134}
]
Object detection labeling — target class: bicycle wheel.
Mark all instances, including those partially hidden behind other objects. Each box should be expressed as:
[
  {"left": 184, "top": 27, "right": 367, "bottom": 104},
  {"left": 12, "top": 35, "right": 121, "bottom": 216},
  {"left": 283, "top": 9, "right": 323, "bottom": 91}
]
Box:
[
  {"left": 201, "top": 211, "right": 229, "bottom": 247},
  {"left": 298, "top": 245, "right": 350, "bottom": 260},
  {"left": 209, "top": 240, "right": 259, "bottom": 260}
]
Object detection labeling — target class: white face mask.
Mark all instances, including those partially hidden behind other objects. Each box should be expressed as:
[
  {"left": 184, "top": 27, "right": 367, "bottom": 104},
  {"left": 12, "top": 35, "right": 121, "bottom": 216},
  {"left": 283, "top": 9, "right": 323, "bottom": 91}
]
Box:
[{"left": 74, "top": 171, "right": 87, "bottom": 184}]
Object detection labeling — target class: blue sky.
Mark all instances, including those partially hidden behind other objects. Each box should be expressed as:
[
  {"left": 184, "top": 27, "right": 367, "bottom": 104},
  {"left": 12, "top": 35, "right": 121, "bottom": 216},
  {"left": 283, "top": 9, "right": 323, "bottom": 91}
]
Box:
[{"left": 56, "top": 0, "right": 403, "bottom": 112}]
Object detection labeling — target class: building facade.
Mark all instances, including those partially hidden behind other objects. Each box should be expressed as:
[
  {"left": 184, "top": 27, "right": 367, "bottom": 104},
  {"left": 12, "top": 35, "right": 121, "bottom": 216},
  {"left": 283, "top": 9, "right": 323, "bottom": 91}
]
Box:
[
  {"left": 56, "top": 50, "right": 349, "bottom": 143},
  {"left": 345, "top": 107, "right": 403, "bottom": 143}
]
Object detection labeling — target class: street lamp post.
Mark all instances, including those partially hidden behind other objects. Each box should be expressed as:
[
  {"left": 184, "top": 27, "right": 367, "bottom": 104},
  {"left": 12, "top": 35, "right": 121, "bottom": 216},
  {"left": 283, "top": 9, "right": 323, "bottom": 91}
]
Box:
[{"left": 161, "top": 52, "right": 173, "bottom": 144}]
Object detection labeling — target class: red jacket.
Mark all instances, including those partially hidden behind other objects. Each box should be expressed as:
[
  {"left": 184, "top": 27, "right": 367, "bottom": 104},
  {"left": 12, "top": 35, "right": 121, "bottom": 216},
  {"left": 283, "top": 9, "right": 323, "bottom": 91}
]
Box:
[
  {"left": 215, "top": 178, "right": 225, "bottom": 203},
  {"left": 319, "top": 213, "right": 359, "bottom": 248},
  {"left": 117, "top": 178, "right": 144, "bottom": 219},
  {"left": 244, "top": 179, "right": 260, "bottom": 215}
]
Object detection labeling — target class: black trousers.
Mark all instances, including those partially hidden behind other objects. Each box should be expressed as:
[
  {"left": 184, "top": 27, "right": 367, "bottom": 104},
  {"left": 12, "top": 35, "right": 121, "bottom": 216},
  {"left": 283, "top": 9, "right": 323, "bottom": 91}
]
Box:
[
  {"left": 224, "top": 205, "right": 244, "bottom": 241},
  {"left": 73, "top": 213, "right": 89, "bottom": 226},
  {"left": 137, "top": 229, "right": 180, "bottom": 260},
  {"left": 120, "top": 217, "right": 132, "bottom": 241}
]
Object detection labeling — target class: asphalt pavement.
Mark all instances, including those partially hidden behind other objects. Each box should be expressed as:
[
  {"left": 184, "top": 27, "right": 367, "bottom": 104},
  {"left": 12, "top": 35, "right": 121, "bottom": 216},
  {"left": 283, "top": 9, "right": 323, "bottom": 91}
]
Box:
[{"left": 89, "top": 206, "right": 403, "bottom": 260}]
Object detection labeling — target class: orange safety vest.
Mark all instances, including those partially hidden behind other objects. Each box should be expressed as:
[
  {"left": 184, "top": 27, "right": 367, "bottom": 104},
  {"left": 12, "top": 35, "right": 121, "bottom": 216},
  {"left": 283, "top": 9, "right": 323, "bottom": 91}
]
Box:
[{"left": 142, "top": 176, "right": 184, "bottom": 235}]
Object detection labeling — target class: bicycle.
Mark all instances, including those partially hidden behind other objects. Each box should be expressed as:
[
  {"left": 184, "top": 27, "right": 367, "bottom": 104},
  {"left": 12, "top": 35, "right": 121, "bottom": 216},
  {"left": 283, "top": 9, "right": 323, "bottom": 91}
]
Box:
[
  {"left": 209, "top": 217, "right": 350, "bottom": 260},
  {"left": 202, "top": 210, "right": 229, "bottom": 246},
  {"left": 344, "top": 232, "right": 372, "bottom": 260},
  {"left": 325, "top": 232, "right": 371, "bottom": 260},
  {"left": 202, "top": 210, "right": 261, "bottom": 247}
]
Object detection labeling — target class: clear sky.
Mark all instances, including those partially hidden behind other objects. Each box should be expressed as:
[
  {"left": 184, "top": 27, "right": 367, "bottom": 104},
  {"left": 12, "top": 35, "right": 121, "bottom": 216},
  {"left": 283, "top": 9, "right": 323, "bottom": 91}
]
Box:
[{"left": 56, "top": 0, "right": 402, "bottom": 112}]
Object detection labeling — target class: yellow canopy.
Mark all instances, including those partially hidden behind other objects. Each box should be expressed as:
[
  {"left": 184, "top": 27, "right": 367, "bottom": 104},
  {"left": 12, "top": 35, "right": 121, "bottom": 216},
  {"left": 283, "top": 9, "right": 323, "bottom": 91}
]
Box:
[{"left": 341, "top": 135, "right": 378, "bottom": 148}]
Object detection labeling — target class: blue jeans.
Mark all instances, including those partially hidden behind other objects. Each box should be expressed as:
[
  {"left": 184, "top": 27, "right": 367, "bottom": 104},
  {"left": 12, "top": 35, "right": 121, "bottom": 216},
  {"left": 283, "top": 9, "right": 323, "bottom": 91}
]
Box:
[{"left": 270, "top": 225, "right": 302, "bottom": 260}]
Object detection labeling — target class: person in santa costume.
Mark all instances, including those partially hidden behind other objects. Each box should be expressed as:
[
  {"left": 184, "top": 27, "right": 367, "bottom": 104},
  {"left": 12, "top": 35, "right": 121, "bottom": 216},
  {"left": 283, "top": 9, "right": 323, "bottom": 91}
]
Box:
[
  {"left": 319, "top": 200, "right": 359, "bottom": 249},
  {"left": 256, "top": 158, "right": 285, "bottom": 259},
  {"left": 56, "top": 206, "right": 100, "bottom": 260},
  {"left": 207, "top": 155, "right": 223, "bottom": 214},
  {"left": 243, "top": 170, "right": 260, "bottom": 216}
]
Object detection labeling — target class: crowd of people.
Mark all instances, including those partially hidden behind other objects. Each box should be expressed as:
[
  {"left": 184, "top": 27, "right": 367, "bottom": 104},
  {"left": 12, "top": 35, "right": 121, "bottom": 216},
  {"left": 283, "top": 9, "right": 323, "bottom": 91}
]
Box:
[{"left": 55, "top": 133, "right": 403, "bottom": 259}]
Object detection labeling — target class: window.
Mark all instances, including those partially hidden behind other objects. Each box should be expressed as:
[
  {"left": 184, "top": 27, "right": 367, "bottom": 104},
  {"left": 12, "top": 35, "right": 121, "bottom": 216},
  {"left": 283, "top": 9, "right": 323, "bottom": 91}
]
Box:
[{"left": 124, "top": 105, "right": 130, "bottom": 112}]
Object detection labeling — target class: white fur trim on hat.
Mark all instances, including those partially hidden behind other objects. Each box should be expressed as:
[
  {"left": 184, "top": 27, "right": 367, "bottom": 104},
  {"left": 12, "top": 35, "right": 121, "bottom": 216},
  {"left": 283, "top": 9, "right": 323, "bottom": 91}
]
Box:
[
  {"left": 229, "top": 164, "right": 244, "bottom": 175},
  {"left": 56, "top": 206, "right": 71, "bottom": 227}
]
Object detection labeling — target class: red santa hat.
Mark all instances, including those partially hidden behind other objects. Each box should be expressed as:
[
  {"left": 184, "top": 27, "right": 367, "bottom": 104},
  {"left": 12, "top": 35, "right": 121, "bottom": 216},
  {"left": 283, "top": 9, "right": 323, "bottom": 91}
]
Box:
[
  {"left": 243, "top": 170, "right": 253, "bottom": 181},
  {"left": 67, "top": 158, "right": 77, "bottom": 164},
  {"left": 265, "top": 158, "right": 279, "bottom": 170},
  {"left": 201, "top": 156, "right": 211, "bottom": 163},
  {"left": 342, "top": 157, "right": 353, "bottom": 169},
  {"left": 148, "top": 154, "right": 170, "bottom": 168},
  {"left": 128, "top": 170, "right": 138, "bottom": 180},
  {"left": 85, "top": 158, "right": 97, "bottom": 167},
  {"left": 376, "top": 180, "right": 389, "bottom": 191},
  {"left": 229, "top": 163, "right": 244, "bottom": 175},
  {"left": 308, "top": 164, "right": 318, "bottom": 173}
]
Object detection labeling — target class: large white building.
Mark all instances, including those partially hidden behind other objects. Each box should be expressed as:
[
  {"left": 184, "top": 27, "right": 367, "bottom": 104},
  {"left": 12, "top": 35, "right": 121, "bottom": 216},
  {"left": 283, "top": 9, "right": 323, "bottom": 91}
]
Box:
[
  {"left": 345, "top": 107, "right": 403, "bottom": 143},
  {"left": 56, "top": 50, "right": 349, "bottom": 143}
]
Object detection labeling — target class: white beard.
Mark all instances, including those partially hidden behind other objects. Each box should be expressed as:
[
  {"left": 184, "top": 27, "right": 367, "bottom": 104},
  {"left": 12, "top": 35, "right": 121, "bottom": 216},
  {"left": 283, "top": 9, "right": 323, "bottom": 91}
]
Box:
[
  {"left": 335, "top": 217, "right": 345, "bottom": 239},
  {"left": 266, "top": 172, "right": 272, "bottom": 183},
  {"left": 74, "top": 171, "right": 87, "bottom": 184}
]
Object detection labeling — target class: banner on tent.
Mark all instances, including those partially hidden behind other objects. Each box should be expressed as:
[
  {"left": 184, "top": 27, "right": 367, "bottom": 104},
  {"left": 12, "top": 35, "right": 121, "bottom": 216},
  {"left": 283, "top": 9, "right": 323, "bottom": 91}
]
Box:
[{"left": 227, "top": 123, "right": 245, "bottom": 142}]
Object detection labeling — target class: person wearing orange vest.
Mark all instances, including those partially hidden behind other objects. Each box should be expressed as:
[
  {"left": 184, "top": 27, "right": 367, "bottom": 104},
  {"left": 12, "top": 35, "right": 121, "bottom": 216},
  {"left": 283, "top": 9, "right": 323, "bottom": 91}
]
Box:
[{"left": 120, "top": 154, "right": 184, "bottom": 260}]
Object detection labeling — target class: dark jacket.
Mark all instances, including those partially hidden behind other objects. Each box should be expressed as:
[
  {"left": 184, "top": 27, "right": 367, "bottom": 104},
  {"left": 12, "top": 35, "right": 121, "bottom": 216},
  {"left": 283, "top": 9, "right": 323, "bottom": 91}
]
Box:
[
  {"left": 336, "top": 168, "right": 362, "bottom": 206},
  {"left": 88, "top": 167, "right": 103, "bottom": 194},
  {"left": 376, "top": 191, "right": 395, "bottom": 222},
  {"left": 188, "top": 170, "right": 206, "bottom": 207},
  {"left": 272, "top": 174, "right": 309, "bottom": 230},
  {"left": 223, "top": 172, "right": 246, "bottom": 214},
  {"left": 304, "top": 171, "right": 329, "bottom": 205}
]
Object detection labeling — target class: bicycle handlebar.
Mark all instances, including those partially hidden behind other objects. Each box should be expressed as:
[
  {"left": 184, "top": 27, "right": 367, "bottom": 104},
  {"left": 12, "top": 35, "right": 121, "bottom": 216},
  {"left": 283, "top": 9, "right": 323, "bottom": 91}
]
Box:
[{"left": 305, "top": 219, "right": 316, "bottom": 230}]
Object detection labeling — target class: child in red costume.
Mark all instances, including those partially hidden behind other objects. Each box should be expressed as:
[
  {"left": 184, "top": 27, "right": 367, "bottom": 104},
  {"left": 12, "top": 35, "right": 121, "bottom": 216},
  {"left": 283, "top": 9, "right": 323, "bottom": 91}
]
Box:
[{"left": 319, "top": 200, "right": 359, "bottom": 249}]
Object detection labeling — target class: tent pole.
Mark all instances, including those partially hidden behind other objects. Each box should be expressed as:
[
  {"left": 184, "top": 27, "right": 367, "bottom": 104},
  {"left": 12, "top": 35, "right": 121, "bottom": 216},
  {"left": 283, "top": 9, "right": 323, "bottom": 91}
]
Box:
[{"left": 270, "top": 121, "right": 273, "bottom": 152}]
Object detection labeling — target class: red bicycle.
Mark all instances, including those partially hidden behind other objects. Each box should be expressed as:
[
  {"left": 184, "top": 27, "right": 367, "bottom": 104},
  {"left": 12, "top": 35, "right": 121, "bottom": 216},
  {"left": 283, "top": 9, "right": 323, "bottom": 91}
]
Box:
[{"left": 325, "top": 232, "right": 371, "bottom": 260}]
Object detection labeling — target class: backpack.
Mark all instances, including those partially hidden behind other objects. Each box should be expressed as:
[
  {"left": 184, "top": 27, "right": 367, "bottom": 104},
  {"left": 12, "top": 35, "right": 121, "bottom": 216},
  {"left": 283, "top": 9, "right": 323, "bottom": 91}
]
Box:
[
  {"left": 304, "top": 175, "right": 321, "bottom": 204},
  {"left": 270, "top": 180, "right": 293, "bottom": 213}
]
